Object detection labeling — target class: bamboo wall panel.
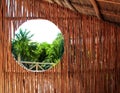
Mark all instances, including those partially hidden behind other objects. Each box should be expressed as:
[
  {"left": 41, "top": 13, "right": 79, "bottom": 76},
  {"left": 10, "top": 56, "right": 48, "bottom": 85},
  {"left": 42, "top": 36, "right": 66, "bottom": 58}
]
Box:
[
  {"left": 116, "top": 26, "right": 120, "bottom": 93},
  {"left": 0, "top": 4, "right": 4, "bottom": 93},
  {"left": 0, "top": 0, "right": 120, "bottom": 93}
]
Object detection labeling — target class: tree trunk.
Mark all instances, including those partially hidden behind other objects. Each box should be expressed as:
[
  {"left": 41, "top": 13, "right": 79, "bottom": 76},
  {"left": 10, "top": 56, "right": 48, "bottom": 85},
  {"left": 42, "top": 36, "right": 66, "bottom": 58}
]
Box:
[{"left": 18, "top": 53, "right": 21, "bottom": 62}]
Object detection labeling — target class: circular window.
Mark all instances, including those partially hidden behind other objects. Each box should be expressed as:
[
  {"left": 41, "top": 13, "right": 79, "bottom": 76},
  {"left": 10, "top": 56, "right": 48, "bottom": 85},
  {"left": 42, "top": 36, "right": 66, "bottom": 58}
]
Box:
[{"left": 11, "top": 19, "right": 64, "bottom": 72}]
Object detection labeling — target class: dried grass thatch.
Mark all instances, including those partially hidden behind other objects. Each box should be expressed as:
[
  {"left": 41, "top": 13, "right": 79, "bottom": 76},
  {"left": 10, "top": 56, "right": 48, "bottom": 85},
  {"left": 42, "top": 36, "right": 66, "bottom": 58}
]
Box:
[{"left": 45, "top": 0, "right": 120, "bottom": 24}]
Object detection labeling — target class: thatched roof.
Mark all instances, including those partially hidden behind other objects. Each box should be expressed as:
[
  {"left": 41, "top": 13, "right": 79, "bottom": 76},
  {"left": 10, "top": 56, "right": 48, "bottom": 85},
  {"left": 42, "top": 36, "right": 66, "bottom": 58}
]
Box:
[{"left": 45, "top": 0, "right": 120, "bottom": 25}]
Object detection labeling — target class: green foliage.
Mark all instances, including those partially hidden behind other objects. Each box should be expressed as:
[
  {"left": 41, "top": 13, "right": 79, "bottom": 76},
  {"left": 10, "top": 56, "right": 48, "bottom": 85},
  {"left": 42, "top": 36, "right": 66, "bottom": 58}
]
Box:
[
  {"left": 46, "top": 33, "right": 64, "bottom": 64},
  {"left": 12, "top": 29, "right": 64, "bottom": 70},
  {"left": 12, "top": 29, "right": 34, "bottom": 61},
  {"left": 37, "top": 42, "right": 50, "bottom": 62}
]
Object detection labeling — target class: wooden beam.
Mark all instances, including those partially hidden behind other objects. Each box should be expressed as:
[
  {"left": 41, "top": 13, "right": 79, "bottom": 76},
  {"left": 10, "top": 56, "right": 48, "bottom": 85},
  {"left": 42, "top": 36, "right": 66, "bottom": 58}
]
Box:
[
  {"left": 44, "top": 0, "right": 54, "bottom": 3},
  {"left": 101, "top": 10, "right": 120, "bottom": 18},
  {"left": 64, "top": 0, "right": 75, "bottom": 11},
  {"left": 5, "top": 16, "right": 81, "bottom": 21},
  {"left": 97, "top": 0, "right": 120, "bottom": 4},
  {"left": 72, "top": 3, "right": 96, "bottom": 16},
  {"left": 66, "top": 0, "right": 80, "bottom": 12},
  {"left": 90, "top": 0, "right": 103, "bottom": 20},
  {"left": 78, "top": 0, "right": 85, "bottom": 4},
  {"left": 101, "top": 10, "right": 120, "bottom": 24},
  {"left": 52, "top": 0, "right": 63, "bottom": 6}
]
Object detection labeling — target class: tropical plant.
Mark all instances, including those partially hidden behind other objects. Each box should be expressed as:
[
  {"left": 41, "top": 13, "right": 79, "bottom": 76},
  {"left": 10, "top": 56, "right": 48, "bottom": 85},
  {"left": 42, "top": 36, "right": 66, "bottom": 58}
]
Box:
[
  {"left": 46, "top": 33, "right": 64, "bottom": 64},
  {"left": 12, "top": 28, "right": 34, "bottom": 61},
  {"left": 12, "top": 30, "right": 64, "bottom": 71}
]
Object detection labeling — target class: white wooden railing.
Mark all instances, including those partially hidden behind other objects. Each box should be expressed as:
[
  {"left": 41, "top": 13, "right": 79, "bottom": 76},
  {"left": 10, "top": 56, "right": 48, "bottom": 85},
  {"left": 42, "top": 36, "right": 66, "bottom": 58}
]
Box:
[{"left": 20, "top": 61, "right": 55, "bottom": 71}]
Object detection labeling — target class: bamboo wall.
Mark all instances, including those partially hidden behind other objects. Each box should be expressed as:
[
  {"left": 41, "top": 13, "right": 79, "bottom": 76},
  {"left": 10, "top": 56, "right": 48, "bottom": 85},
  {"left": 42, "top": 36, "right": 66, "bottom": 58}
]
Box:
[{"left": 0, "top": 0, "right": 120, "bottom": 93}]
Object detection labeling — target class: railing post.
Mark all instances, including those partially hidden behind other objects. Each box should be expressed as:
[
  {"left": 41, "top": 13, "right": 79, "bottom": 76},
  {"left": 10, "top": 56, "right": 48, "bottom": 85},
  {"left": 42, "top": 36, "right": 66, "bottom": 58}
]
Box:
[{"left": 36, "top": 63, "right": 39, "bottom": 71}]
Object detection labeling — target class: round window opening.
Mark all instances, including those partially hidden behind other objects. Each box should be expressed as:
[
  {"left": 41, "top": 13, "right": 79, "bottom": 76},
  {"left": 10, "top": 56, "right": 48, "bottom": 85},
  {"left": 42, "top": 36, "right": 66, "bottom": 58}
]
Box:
[{"left": 11, "top": 19, "right": 64, "bottom": 72}]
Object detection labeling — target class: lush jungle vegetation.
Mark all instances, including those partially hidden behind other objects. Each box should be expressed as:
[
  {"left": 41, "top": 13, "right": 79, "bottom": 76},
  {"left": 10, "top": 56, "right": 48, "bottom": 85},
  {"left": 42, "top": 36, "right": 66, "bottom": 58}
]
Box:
[{"left": 11, "top": 29, "right": 64, "bottom": 70}]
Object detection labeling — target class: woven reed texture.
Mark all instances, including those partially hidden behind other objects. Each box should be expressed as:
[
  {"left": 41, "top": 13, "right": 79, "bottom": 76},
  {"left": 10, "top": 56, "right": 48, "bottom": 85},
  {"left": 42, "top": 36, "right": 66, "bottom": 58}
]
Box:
[
  {"left": 0, "top": 0, "right": 120, "bottom": 93},
  {"left": 45, "top": 0, "right": 120, "bottom": 24}
]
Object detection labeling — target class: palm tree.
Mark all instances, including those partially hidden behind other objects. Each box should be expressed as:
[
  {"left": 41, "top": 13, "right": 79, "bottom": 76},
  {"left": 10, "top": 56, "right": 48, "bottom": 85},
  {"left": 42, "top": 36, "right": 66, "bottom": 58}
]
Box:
[
  {"left": 12, "top": 28, "right": 34, "bottom": 61},
  {"left": 46, "top": 33, "right": 64, "bottom": 64},
  {"left": 52, "top": 33, "right": 64, "bottom": 59}
]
